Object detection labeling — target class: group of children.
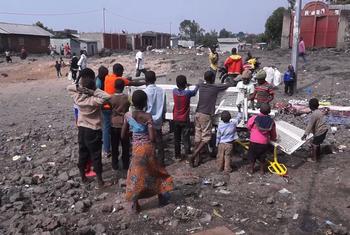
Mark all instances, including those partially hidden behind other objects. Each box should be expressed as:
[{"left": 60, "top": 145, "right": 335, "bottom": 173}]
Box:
[{"left": 68, "top": 59, "right": 328, "bottom": 212}]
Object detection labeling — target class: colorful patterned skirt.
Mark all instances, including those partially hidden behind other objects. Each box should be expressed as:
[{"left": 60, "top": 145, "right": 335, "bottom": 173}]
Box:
[{"left": 125, "top": 143, "right": 174, "bottom": 201}]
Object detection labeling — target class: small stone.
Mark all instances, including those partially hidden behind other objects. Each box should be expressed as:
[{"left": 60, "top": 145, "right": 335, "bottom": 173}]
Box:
[
  {"left": 34, "top": 187, "right": 47, "bottom": 194},
  {"left": 97, "top": 192, "right": 109, "bottom": 201},
  {"left": 199, "top": 212, "right": 212, "bottom": 223},
  {"left": 78, "top": 218, "right": 90, "bottom": 227},
  {"left": 58, "top": 172, "right": 69, "bottom": 181},
  {"left": 74, "top": 201, "right": 86, "bottom": 213},
  {"left": 240, "top": 218, "right": 249, "bottom": 223},
  {"left": 158, "top": 219, "right": 164, "bottom": 225},
  {"left": 68, "top": 169, "right": 80, "bottom": 178},
  {"left": 10, "top": 192, "right": 23, "bottom": 203},
  {"left": 102, "top": 204, "right": 113, "bottom": 213},
  {"left": 170, "top": 219, "right": 179, "bottom": 228},
  {"left": 93, "top": 223, "right": 106, "bottom": 234},
  {"left": 266, "top": 196, "right": 274, "bottom": 204},
  {"left": 276, "top": 212, "right": 283, "bottom": 220},
  {"left": 119, "top": 179, "right": 126, "bottom": 188},
  {"left": 120, "top": 223, "right": 128, "bottom": 230}
]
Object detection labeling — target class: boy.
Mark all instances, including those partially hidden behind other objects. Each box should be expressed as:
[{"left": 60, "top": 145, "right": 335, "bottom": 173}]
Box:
[
  {"left": 144, "top": 71, "right": 166, "bottom": 165},
  {"left": 236, "top": 70, "right": 255, "bottom": 110},
  {"left": 190, "top": 70, "right": 230, "bottom": 167},
  {"left": 67, "top": 68, "right": 111, "bottom": 189},
  {"left": 209, "top": 46, "right": 219, "bottom": 76},
  {"left": 103, "top": 63, "right": 144, "bottom": 158},
  {"left": 283, "top": 64, "right": 295, "bottom": 96},
  {"left": 250, "top": 70, "right": 274, "bottom": 109},
  {"left": 135, "top": 48, "right": 146, "bottom": 77},
  {"left": 5, "top": 50, "right": 12, "bottom": 63},
  {"left": 110, "top": 79, "right": 131, "bottom": 170},
  {"left": 216, "top": 111, "right": 242, "bottom": 173},
  {"left": 173, "top": 75, "right": 199, "bottom": 160},
  {"left": 55, "top": 61, "right": 62, "bottom": 78},
  {"left": 247, "top": 103, "right": 277, "bottom": 174},
  {"left": 302, "top": 98, "right": 328, "bottom": 162}
]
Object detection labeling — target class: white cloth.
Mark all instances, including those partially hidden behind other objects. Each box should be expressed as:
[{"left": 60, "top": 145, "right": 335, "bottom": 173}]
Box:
[
  {"left": 144, "top": 84, "right": 166, "bottom": 130},
  {"left": 273, "top": 69, "right": 282, "bottom": 86},
  {"left": 135, "top": 51, "right": 144, "bottom": 70},
  {"left": 263, "top": 67, "right": 282, "bottom": 87},
  {"left": 5, "top": 51, "right": 10, "bottom": 56},
  {"left": 78, "top": 54, "right": 87, "bottom": 70},
  {"left": 236, "top": 81, "right": 255, "bottom": 106}
]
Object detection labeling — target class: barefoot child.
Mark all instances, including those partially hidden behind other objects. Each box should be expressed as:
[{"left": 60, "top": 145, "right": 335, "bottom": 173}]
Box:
[
  {"left": 122, "top": 90, "right": 173, "bottom": 213},
  {"left": 247, "top": 103, "right": 277, "bottom": 174},
  {"left": 67, "top": 68, "right": 111, "bottom": 189},
  {"left": 250, "top": 70, "right": 274, "bottom": 109},
  {"left": 283, "top": 64, "right": 296, "bottom": 96},
  {"left": 216, "top": 111, "right": 242, "bottom": 173},
  {"left": 301, "top": 98, "right": 328, "bottom": 162}
]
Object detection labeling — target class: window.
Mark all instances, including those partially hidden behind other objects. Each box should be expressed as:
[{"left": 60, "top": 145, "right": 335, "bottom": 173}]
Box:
[
  {"left": 18, "top": 37, "right": 24, "bottom": 46},
  {"left": 41, "top": 38, "right": 46, "bottom": 46}
]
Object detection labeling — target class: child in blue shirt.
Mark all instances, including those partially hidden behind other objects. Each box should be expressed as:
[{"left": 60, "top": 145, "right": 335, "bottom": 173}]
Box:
[
  {"left": 216, "top": 111, "right": 242, "bottom": 173},
  {"left": 284, "top": 64, "right": 296, "bottom": 96}
]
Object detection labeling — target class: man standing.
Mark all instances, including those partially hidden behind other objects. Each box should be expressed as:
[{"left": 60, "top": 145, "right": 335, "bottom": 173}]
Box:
[
  {"left": 223, "top": 47, "right": 243, "bottom": 84},
  {"left": 209, "top": 46, "right": 219, "bottom": 77},
  {"left": 70, "top": 53, "right": 79, "bottom": 82},
  {"left": 144, "top": 71, "right": 166, "bottom": 165},
  {"left": 135, "top": 48, "right": 146, "bottom": 77},
  {"left": 299, "top": 37, "right": 307, "bottom": 63}
]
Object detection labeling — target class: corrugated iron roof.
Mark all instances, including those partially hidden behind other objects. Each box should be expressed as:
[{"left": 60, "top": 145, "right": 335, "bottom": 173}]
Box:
[
  {"left": 218, "top": 38, "right": 240, "bottom": 43},
  {"left": 0, "top": 22, "right": 53, "bottom": 37}
]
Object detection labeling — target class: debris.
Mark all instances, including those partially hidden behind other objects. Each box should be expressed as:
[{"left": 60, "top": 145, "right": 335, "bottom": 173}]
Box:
[
  {"left": 186, "top": 225, "right": 202, "bottom": 233},
  {"left": 216, "top": 189, "right": 231, "bottom": 195},
  {"left": 266, "top": 196, "right": 274, "bottom": 204},
  {"left": 213, "top": 209, "right": 223, "bottom": 218},
  {"left": 213, "top": 181, "right": 226, "bottom": 188},
  {"left": 331, "top": 127, "right": 338, "bottom": 134},
  {"left": 40, "top": 144, "right": 47, "bottom": 148},
  {"left": 12, "top": 155, "right": 21, "bottom": 161},
  {"left": 202, "top": 178, "right": 212, "bottom": 186},
  {"left": 199, "top": 212, "right": 212, "bottom": 223},
  {"left": 276, "top": 212, "right": 283, "bottom": 219},
  {"left": 293, "top": 214, "right": 299, "bottom": 220},
  {"left": 235, "top": 230, "right": 246, "bottom": 235},
  {"left": 257, "top": 219, "right": 268, "bottom": 225},
  {"left": 210, "top": 202, "right": 221, "bottom": 207},
  {"left": 279, "top": 188, "right": 292, "bottom": 195},
  {"left": 173, "top": 206, "right": 202, "bottom": 221},
  {"left": 240, "top": 218, "right": 249, "bottom": 223}
]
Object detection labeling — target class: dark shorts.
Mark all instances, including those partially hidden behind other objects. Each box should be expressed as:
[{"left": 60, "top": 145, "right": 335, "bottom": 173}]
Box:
[
  {"left": 248, "top": 142, "right": 270, "bottom": 162},
  {"left": 312, "top": 130, "right": 327, "bottom": 145}
]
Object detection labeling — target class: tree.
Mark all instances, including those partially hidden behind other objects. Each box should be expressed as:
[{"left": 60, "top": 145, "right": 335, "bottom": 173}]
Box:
[
  {"left": 219, "top": 28, "right": 232, "bottom": 38},
  {"left": 199, "top": 30, "right": 218, "bottom": 47},
  {"left": 237, "top": 31, "right": 245, "bottom": 39},
  {"left": 34, "top": 21, "right": 54, "bottom": 33},
  {"left": 264, "top": 7, "right": 286, "bottom": 44},
  {"left": 179, "top": 20, "right": 204, "bottom": 43}
]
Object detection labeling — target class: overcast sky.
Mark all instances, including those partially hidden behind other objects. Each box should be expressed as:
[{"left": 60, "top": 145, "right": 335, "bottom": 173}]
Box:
[{"left": 0, "top": 0, "right": 313, "bottom": 34}]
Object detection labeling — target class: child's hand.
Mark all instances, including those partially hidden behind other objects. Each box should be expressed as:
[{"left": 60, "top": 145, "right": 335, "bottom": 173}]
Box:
[{"left": 301, "top": 134, "right": 307, "bottom": 141}]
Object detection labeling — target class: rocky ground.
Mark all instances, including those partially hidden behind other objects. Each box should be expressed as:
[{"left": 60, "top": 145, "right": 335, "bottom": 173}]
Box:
[{"left": 0, "top": 49, "right": 349, "bottom": 235}]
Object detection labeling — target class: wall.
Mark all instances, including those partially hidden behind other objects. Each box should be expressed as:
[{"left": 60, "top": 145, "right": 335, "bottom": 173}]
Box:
[
  {"left": 103, "top": 33, "right": 127, "bottom": 51},
  {"left": 0, "top": 34, "right": 50, "bottom": 53},
  {"left": 337, "top": 10, "right": 350, "bottom": 48},
  {"left": 80, "top": 41, "right": 98, "bottom": 56},
  {"left": 79, "top": 33, "right": 104, "bottom": 52},
  {"left": 50, "top": 38, "right": 81, "bottom": 55},
  {"left": 281, "top": 11, "right": 292, "bottom": 49}
]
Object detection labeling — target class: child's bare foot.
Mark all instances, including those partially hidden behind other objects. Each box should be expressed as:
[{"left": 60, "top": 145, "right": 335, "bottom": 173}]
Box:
[
  {"left": 193, "top": 154, "right": 200, "bottom": 168},
  {"left": 131, "top": 201, "right": 141, "bottom": 213},
  {"left": 188, "top": 154, "right": 195, "bottom": 167}
]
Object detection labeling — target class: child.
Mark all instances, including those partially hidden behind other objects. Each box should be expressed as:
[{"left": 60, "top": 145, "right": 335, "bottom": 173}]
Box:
[
  {"left": 121, "top": 90, "right": 173, "bottom": 213},
  {"left": 190, "top": 70, "right": 230, "bottom": 167},
  {"left": 236, "top": 70, "right": 255, "bottom": 110},
  {"left": 55, "top": 61, "right": 62, "bottom": 78},
  {"left": 5, "top": 51, "right": 12, "bottom": 63},
  {"left": 250, "top": 70, "right": 274, "bottom": 109},
  {"left": 284, "top": 65, "right": 295, "bottom": 96},
  {"left": 247, "top": 103, "right": 277, "bottom": 174},
  {"left": 173, "top": 75, "right": 199, "bottom": 160},
  {"left": 216, "top": 111, "right": 242, "bottom": 173},
  {"left": 67, "top": 68, "right": 111, "bottom": 189},
  {"left": 110, "top": 79, "right": 131, "bottom": 170},
  {"left": 144, "top": 71, "right": 166, "bottom": 165},
  {"left": 302, "top": 98, "right": 328, "bottom": 162}
]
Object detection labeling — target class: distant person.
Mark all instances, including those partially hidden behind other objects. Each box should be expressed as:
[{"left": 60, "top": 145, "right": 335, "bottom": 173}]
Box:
[
  {"left": 103, "top": 63, "right": 144, "bottom": 158},
  {"left": 172, "top": 75, "right": 199, "bottom": 160},
  {"left": 5, "top": 50, "right": 12, "bottom": 63},
  {"left": 122, "top": 90, "right": 173, "bottom": 213},
  {"left": 224, "top": 47, "right": 243, "bottom": 80},
  {"left": 70, "top": 53, "right": 79, "bottom": 82},
  {"left": 189, "top": 71, "right": 229, "bottom": 168},
  {"left": 302, "top": 98, "right": 328, "bottom": 162},
  {"left": 144, "top": 71, "right": 166, "bottom": 165},
  {"left": 78, "top": 50, "right": 87, "bottom": 71},
  {"left": 247, "top": 103, "right": 277, "bottom": 175},
  {"left": 110, "top": 79, "right": 131, "bottom": 171},
  {"left": 64, "top": 43, "right": 71, "bottom": 57},
  {"left": 250, "top": 70, "right": 274, "bottom": 109},
  {"left": 67, "top": 68, "right": 111, "bottom": 189},
  {"left": 216, "top": 111, "right": 242, "bottom": 173},
  {"left": 283, "top": 64, "right": 296, "bottom": 96},
  {"left": 20, "top": 47, "right": 27, "bottom": 60},
  {"left": 55, "top": 61, "right": 62, "bottom": 78},
  {"left": 299, "top": 37, "right": 306, "bottom": 63},
  {"left": 236, "top": 70, "right": 255, "bottom": 110},
  {"left": 208, "top": 46, "right": 219, "bottom": 76},
  {"left": 135, "top": 48, "right": 146, "bottom": 77},
  {"left": 60, "top": 44, "right": 64, "bottom": 56}
]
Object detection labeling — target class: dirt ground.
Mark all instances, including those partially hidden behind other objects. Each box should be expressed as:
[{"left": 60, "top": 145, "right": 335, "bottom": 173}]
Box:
[{"left": 0, "top": 49, "right": 349, "bottom": 235}]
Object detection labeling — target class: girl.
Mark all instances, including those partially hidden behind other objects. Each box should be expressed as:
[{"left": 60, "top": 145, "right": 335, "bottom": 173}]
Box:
[{"left": 122, "top": 90, "right": 173, "bottom": 213}]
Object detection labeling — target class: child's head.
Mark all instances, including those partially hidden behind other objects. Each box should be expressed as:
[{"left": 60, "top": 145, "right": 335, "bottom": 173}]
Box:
[
  {"left": 221, "top": 111, "right": 231, "bottom": 123},
  {"left": 113, "top": 63, "right": 124, "bottom": 77},
  {"left": 55, "top": 61, "right": 59, "bottom": 64},
  {"left": 204, "top": 70, "right": 215, "bottom": 84},
  {"left": 309, "top": 98, "right": 319, "bottom": 110},
  {"left": 145, "top": 71, "right": 156, "bottom": 84},
  {"left": 115, "top": 79, "right": 125, "bottom": 92},
  {"left": 210, "top": 46, "right": 216, "bottom": 53},
  {"left": 132, "top": 90, "right": 148, "bottom": 110},
  {"left": 255, "top": 70, "right": 267, "bottom": 85},
  {"left": 98, "top": 66, "right": 109, "bottom": 79},
  {"left": 79, "top": 68, "right": 96, "bottom": 90},
  {"left": 288, "top": 64, "right": 294, "bottom": 71},
  {"left": 260, "top": 103, "right": 271, "bottom": 115},
  {"left": 242, "top": 70, "right": 252, "bottom": 84},
  {"left": 231, "top": 47, "right": 237, "bottom": 55},
  {"left": 176, "top": 75, "right": 187, "bottom": 89}
]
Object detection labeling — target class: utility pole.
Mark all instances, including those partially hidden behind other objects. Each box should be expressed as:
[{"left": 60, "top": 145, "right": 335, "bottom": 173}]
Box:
[
  {"left": 291, "top": 0, "right": 302, "bottom": 91},
  {"left": 103, "top": 8, "right": 106, "bottom": 33},
  {"left": 170, "top": 22, "right": 172, "bottom": 35}
]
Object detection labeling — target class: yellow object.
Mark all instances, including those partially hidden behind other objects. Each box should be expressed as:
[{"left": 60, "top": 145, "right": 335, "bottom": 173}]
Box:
[
  {"left": 247, "top": 58, "right": 257, "bottom": 69},
  {"left": 235, "top": 141, "right": 287, "bottom": 176},
  {"left": 267, "top": 145, "right": 287, "bottom": 176},
  {"left": 213, "top": 209, "right": 223, "bottom": 218}
]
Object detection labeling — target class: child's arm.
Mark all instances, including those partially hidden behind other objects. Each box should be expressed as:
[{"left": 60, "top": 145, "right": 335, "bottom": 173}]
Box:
[
  {"left": 216, "top": 127, "right": 222, "bottom": 147},
  {"left": 231, "top": 112, "right": 243, "bottom": 125},
  {"left": 303, "top": 113, "right": 316, "bottom": 138},
  {"left": 247, "top": 116, "right": 255, "bottom": 130},
  {"left": 270, "top": 122, "right": 277, "bottom": 141},
  {"left": 146, "top": 115, "right": 156, "bottom": 142},
  {"left": 187, "top": 84, "right": 199, "bottom": 97},
  {"left": 121, "top": 116, "right": 129, "bottom": 140},
  {"left": 93, "top": 89, "right": 111, "bottom": 105}
]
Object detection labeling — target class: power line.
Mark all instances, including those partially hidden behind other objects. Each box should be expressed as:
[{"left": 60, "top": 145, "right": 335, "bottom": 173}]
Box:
[
  {"left": 106, "top": 10, "right": 168, "bottom": 26},
  {"left": 0, "top": 9, "right": 100, "bottom": 16}
]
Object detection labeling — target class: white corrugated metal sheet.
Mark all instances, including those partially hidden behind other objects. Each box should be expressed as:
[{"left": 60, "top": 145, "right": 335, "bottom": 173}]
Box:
[
  {"left": 218, "top": 38, "right": 240, "bottom": 43},
  {"left": 0, "top": 22, "right": 53, "bottom": 37}
]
